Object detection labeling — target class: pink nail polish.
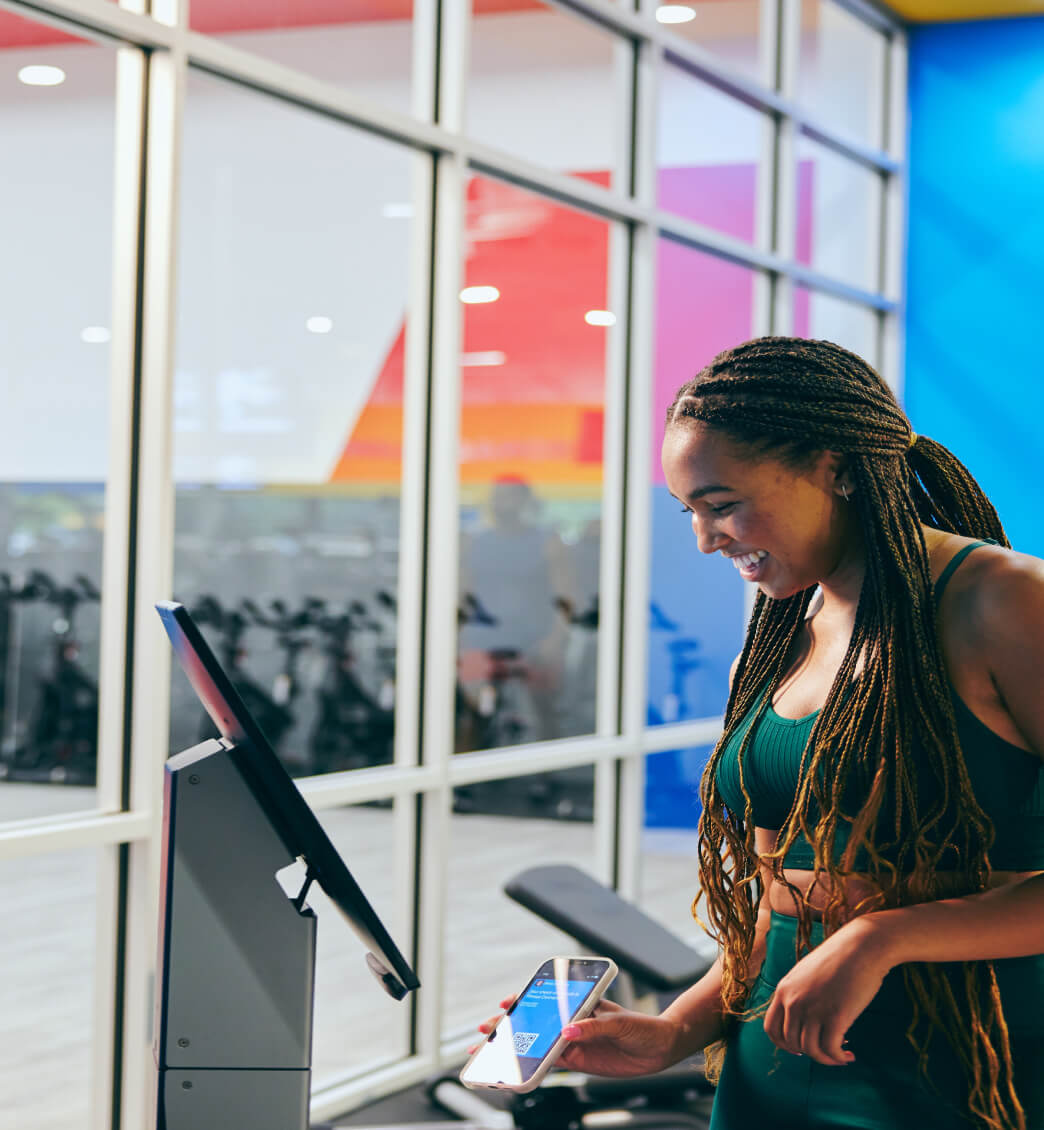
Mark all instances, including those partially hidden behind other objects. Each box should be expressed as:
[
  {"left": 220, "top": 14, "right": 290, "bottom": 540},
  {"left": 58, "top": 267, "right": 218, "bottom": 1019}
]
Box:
[{"left": 562, "top": 1025, "right": 580, "bottom": 1039}]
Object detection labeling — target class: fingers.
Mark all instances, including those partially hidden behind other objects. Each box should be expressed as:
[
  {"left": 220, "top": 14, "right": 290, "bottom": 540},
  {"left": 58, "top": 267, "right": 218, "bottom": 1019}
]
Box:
[
  {"left": 764, "top": 1006, "right": 855, "bottom": 1067},
  {"left": 815, "top": 1022, "right": 856, "bottom": 1067},
  {"left": 562, "top": 1011, "right": 630, "bottom": 1042}
]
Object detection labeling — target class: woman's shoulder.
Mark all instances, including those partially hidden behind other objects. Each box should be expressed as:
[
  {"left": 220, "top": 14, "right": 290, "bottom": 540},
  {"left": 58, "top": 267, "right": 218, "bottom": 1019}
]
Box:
[
  {"left": 933, "top": 534, "right": 1044, "bottom": 637},
  {"left": 933, "top": 535, "right": 1044, "bottom": 761}
]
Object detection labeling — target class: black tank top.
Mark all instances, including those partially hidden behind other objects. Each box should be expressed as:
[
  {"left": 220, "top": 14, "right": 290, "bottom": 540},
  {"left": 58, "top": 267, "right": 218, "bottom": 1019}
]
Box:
[{"left": 715, "top": 541, "right": 1044, "bottom": 870}]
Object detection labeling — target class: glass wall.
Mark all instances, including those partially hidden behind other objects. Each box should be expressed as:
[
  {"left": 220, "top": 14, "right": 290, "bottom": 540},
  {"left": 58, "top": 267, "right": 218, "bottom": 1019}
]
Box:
[
  {"left": 455, "top": 178, "right": 615, "bottom": 754},
  {"left": 468, "top": 2, "right": 629, "bottom": 187},
  {"left": 0, "top": 1, "right": 905, "bottom": 1127},
  {"left": 0, "top": 848, "right": 98, "bottom": 1129},
  {"left": 188, "top": 0, "right": 415, "bottom": 116},
  {"left": 171, "top": 71, "right": 419, "bottom": 777},
  {"left": 0, "top": 13, "right": 116, "bottom": 813},
  {"left": 657, "top": 63, "right": 772, "bottom": 246},
  {"left": 443, "top": 768, "right": 598, "bottom": 1039},
  {"left": 655, "top": 0, "right": 765, "bottom": 85}
]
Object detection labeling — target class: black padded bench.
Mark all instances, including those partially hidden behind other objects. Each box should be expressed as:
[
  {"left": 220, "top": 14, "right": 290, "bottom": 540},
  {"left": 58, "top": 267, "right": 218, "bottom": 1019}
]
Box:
[{"left": 504, "top": 864, "right": 715, "bottom": 1002}]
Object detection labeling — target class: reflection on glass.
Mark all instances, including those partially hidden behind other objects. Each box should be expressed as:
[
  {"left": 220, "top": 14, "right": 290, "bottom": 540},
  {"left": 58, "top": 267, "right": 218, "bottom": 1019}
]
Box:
[
  {"left": 468, "top": 2, "right": 626, "bottom": 188},
  {"left": 655, "top": 0, "right": 765, "bottom": 85},
  {"left": 311, "top": 801, "right": 407, "bottom": 1084},
  {"left": 444, "top": 768, "right": 597, "bottom": 1039},
  {"left": 0, "top": 848, "right": 97, "bottom": 1129},
  {"left": 188, "top": 0, "right": 413, "bottom": 115},
  {"left": 648, "top": 241, "right": 751, "bottom": 730},
  {"left": 172, "top": 72, "right": 416, "bottom": 776},
  {"left": 657, "top": 62, "right": 771, "bottom": 244},
  {"left": 455, "top": 177, "right": 611, "bottom": 752},
  {"left": 797, "top": 0, "right": 886, "bottom": 147},
  {"left": 0, "top": 14, "right": 115, "bottom": 812},
  {"left": 794, "top": 287, "right": 879, "bottom": 369},
  {"left": 796, "top": 136, "right": 882, "bottom": 293}
]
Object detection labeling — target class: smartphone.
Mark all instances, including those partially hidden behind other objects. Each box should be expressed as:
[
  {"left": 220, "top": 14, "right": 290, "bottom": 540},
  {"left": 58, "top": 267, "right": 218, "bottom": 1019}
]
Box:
[{"left": 460, "top": 955, "right": 618, "bottom": 1093}]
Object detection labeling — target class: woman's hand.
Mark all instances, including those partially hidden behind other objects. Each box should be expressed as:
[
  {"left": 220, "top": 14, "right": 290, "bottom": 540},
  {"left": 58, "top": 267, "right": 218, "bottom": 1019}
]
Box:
[
  {"left": 762, "top": 918, "right": 894, "bottom": 1066},
  {"left": 469, "top": 997, "right": 682, "bottom": 1078}
]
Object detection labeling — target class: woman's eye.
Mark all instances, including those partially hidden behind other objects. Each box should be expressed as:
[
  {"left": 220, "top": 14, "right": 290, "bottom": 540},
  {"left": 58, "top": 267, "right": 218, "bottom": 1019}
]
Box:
[{"left": 710, "top": 503, "right": 736, "bottom": 514}]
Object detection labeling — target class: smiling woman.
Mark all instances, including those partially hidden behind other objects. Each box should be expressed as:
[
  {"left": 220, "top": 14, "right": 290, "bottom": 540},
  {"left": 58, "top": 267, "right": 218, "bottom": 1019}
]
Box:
[
  {"left": 660, "top": 336, "right": 1044, "bottom": 1130},
  {"left": 542, "top": 335, "right": 1044, "bottom": 1130}
]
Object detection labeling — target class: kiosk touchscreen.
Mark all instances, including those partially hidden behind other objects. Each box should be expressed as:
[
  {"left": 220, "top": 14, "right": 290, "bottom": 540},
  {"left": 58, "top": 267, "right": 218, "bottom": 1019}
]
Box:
[{"left": 153, "top": 601, "right": 418, "bottom": 1130}]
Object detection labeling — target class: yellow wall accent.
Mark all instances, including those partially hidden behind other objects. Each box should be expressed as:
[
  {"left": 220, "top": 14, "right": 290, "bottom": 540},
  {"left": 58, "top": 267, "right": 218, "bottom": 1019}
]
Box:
[{"left": 887, "top": 0, "right": 1044, "bottom": 21}]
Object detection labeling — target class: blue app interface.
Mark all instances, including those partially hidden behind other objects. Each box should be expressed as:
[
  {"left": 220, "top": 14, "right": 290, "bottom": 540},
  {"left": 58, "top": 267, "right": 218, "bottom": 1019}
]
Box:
[{"left": 511, "top": 976, "right": 593, "bottom": 1060}]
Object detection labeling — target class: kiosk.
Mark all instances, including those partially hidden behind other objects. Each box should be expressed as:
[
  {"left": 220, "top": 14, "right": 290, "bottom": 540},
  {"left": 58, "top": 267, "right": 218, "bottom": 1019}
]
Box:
[{"left": 154, "top": 601, "right": 418, "bottom": 1130}]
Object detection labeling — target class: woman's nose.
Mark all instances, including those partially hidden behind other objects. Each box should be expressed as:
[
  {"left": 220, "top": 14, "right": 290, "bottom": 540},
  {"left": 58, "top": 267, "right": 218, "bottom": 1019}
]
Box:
[{"left": 691, "top": 513, "right": 728, "bottom": 555}]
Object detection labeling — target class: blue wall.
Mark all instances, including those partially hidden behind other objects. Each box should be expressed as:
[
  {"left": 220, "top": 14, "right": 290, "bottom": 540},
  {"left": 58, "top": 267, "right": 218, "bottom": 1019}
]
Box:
[{"left": 905, "top": 17, "right": 1044, "bottom": 559}]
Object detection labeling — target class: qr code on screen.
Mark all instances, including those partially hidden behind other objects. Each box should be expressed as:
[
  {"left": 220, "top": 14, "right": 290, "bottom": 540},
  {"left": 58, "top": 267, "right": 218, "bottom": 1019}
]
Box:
[{"left": 513, "top": 1032, "right": 539, "bottom": 1055}]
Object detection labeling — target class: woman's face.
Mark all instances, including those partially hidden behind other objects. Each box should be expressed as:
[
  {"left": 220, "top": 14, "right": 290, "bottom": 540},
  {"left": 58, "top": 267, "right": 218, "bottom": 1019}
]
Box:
[{"left": 661, "top": 423, "right": 858, "bottom": 599}]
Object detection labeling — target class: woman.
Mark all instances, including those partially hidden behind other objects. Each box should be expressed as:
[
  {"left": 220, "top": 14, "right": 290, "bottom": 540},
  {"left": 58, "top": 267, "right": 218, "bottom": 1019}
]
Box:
[{"left": 474, "top": 337, "right": 1044, "bottom": 1129}]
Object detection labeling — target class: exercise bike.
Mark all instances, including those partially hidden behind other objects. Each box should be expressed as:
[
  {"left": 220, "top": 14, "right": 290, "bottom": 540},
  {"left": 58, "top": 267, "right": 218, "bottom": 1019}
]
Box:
[
  {"left": 306, "top": 598, "right": 395, "bottom": 775},
  {"left": 192, "top": 594, "right": 296, "bottom": 753},
  {"left": 18, "top": 571, "right": 100, "bottom": 782}
]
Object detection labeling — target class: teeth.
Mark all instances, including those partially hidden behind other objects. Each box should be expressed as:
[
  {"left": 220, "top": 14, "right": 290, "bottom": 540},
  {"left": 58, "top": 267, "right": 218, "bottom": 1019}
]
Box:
[{"left": 732, "top": 550, "right": 768, "bottom": 569}]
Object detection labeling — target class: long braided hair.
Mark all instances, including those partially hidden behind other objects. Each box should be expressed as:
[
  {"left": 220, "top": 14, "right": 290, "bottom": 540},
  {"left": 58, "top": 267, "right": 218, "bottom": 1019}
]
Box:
[{"left": 667, "top": 337, "right": 1023, "bottom": 1130}]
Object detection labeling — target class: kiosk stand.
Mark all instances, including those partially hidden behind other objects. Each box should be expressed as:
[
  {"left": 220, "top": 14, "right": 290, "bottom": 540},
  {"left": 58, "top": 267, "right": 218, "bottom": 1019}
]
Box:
[
  {"left": 153, "top": 601, "right": 418, "bottom": 1130},
  {"left": 155, "top": 739, "right": 317, "bottom": 1129}
]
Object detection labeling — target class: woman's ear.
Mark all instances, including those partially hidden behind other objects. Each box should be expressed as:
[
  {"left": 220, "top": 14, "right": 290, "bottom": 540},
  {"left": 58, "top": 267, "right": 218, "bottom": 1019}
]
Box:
[{"left": 817, "top": 450, "right": 853, "bottom": 497}]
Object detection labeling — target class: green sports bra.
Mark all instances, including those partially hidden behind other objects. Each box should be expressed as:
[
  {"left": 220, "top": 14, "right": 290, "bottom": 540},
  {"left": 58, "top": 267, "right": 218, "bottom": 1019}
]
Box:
[{"left": 714, "top": 541, "right": 1044, "bottom": 871}]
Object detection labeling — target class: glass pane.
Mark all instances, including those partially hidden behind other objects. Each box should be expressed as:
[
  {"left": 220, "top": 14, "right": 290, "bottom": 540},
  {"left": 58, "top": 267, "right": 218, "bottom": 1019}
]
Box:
[
  {"left": 794, "top": 287, "right": 879, "bottom": 369},
  {"left": 311, "top": 800, "right": 408, "bottom": 1083},
  {"left": 468, "top": 2, "right": 628, "bottom": 189},
  {"left": 187, "top": 0, "right": 413, "bottom": 116},
  {"left": 655, "top": 1, "right": 765, "bottom": 86},
  {"left": 0, "top": 848, "right": 97, "bottom": 1129},
  {"left": 172, "top": 70, "right": 418, "bottom": 777},
  {"left": 0, "top": 13, "right": 117, "bottom": 815},
  {"left": 796, "top": 136, "right": 882, "bottom": 292},
  {"left": 443, "top": 768, "right": 598, "bottom": 1040},
  {"left": 638, "top": 786, "right": 719, "bottom": 958},
  {"left": 797, "top": 0, "right": 886, "bottom": 147},
  {"left": 456, "top": 177, "right": 614, "bottom": 752},
  {"left": 648, "top": 242, "right": 752, "bottom": 730},
  {"left": 658, "top": 62, "right": 771, "bottom": 245}
]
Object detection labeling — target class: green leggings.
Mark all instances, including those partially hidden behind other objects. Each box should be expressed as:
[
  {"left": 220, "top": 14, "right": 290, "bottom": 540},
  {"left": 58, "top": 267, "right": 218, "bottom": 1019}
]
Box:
[{"left": 709, "top": 911, "right": 1044, "bottom": 1130}]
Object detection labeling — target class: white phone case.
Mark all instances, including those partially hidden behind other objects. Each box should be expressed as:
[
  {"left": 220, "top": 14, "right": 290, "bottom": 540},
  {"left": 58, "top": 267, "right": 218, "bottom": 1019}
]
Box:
[{"left": 460, "top": 955, "right": 618, "bottom": 1094}]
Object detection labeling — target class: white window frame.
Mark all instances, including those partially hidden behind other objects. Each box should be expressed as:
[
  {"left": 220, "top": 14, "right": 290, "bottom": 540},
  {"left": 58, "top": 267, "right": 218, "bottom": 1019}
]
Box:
[{"left": 0, "top": 0, "right": 906, "bottom": 1126}]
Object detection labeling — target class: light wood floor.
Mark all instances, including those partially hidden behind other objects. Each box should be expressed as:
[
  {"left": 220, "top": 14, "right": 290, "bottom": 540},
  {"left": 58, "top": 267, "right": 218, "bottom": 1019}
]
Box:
[{"left": 0, "top": 784, "right": 710, "bottom": 1130}]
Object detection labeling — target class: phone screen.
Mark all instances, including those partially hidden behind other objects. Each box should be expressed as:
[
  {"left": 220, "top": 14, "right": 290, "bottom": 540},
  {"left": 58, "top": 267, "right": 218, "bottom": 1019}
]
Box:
[{"left": 461, "top": 958, "right": 611, "bottom": 1087}]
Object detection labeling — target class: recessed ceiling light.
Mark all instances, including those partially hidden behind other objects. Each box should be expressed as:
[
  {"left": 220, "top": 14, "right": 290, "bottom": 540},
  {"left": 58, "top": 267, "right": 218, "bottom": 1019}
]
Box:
[
  {"left": 18, "top": 65, "right": 66, "bottom": 86},
  {"left": 306, "top": 316, "right": 333, "bottom": 334},
  {"left": 460, "top": 286, "right": 500, "bottom": 304},
  {"left": 585, "top": 310, "right": 617, "bottom": 327},
  {"left": 81, "top": 326, "right": 111, "bottom": 344},
  {"left": 656, "top": 5, "right": 697, "bottom": 25},
  {"left": 382, "top": 203, "right": 414, "bottom": 219},
  {"left": 461, "top": 351, "right": 507, "bottom": 367}
]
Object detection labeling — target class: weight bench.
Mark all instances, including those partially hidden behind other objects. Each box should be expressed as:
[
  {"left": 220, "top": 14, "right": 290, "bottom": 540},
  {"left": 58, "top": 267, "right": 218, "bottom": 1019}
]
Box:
[{"left": 503, "top": 864, "right": 715, "bottom": 1012}]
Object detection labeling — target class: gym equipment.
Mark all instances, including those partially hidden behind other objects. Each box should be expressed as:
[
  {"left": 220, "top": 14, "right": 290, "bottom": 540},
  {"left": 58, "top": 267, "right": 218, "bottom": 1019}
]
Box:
[
  {"left": 191, "top": 594, "right": 296, "bottom": 753},
  {"left": 306, "top": 597, "right": 395, "bottom": 774},
  {"left": 17, "top": 571, "right": 100, "bottom": 781}
]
